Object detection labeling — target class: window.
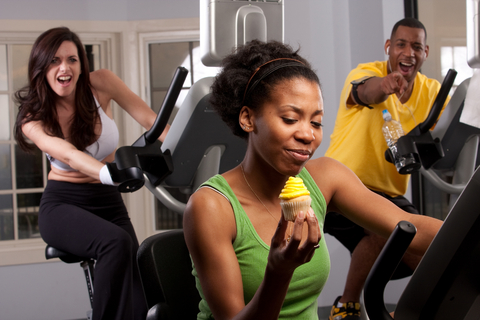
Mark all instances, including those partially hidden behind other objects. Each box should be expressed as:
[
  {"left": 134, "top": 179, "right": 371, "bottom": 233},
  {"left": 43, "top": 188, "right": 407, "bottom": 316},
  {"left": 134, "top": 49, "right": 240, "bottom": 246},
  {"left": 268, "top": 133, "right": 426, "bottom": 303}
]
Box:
[
  {"left": 0, "top": 41, "right": 102, "bottom": 242},
  {"left": 147, "top": 40, "right": 220, "bottom": 230},
  {"left": 441, "top": 46, "right": 473, "bottom": 92},
  {"left": 0, "top": 43, "right": 40, "bottom": 241}
]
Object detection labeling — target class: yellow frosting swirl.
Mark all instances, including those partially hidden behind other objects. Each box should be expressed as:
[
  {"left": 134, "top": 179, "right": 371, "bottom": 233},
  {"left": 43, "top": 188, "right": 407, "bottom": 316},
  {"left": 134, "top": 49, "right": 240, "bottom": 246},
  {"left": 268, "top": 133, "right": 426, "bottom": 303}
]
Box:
[{"left": 278, "top": 176, "right": 310, "bottom": 200}]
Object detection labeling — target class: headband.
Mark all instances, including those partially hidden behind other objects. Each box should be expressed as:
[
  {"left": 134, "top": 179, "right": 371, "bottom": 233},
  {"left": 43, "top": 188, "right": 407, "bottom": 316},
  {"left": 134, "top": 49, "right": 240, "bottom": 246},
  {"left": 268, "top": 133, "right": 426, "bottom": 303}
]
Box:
[{"left": 242, "top": 58, "right": 307, "bottom": 104}]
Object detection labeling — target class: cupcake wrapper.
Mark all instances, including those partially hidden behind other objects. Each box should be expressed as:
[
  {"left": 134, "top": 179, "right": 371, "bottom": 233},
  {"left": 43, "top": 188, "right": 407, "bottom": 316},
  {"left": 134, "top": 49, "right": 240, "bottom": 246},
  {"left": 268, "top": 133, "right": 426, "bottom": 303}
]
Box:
[{"left": 280, "top": 197, "right": 312, "bottom": 221}]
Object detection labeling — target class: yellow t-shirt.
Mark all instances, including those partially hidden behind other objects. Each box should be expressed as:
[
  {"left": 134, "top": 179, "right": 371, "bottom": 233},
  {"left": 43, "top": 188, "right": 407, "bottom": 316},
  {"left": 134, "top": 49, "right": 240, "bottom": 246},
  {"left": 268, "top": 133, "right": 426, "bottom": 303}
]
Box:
[{"left": 325, "top": 61, "right": 450, "bottom": 197}]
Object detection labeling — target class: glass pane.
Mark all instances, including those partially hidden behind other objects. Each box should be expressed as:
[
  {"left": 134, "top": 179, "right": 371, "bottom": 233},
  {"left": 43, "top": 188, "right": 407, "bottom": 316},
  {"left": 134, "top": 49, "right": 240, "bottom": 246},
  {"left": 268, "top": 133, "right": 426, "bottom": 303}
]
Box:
[
  {"left": 192, "top": 41, "right": 221, "bottom": 83},
  {"left": 154, "top": 187, "right": 187, "bottom": 230},
  {"left": 0, "top": 94, "right": 10, "bottom": 140},
  {"left": 0, "top": 194, "right": 14, "bottom": 241},
  {"left": 0, "top": 44, "right": 7, "bottom": 91},
  {"left": 151, "top": 90, "right": 166, "bottom": 114},
  {"left": 149, "top": 42, "right": 191, "bottom": 88},
  {"left": 440, "top": 46, "right": 453, "bottom": 78},
  {"left": 15, "top": 145, "right": 43, "bottom": 189},
  {"left": 453, "top": 46, "right": 473, "bottom": 86},
  {"left": 441, "top": 46, "right": 473, "bottom": 89},
  {"left": 17, "top": 192, "right": 42, "bottom": 239},
  {"left": 151, "top": 88, "right": 188, "bottom": 122},
  {"left": 84, "top": 44, "right": 101, "bottom": 72},
  {"left": 155, "top": 203, "right": 183, "bottom": 230},
  {"left": 12, "top": 44, "right": 32, "bottom": 91},
  {"left": 0, "top": 144, "right": 12, "bottom": 190}
]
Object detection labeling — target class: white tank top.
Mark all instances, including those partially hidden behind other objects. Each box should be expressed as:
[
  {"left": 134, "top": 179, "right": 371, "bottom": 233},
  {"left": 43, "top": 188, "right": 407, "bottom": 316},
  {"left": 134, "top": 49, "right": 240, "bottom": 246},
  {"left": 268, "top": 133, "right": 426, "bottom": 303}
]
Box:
[{"left": 46, "top": 98, "right": 119, "bottom": 172}]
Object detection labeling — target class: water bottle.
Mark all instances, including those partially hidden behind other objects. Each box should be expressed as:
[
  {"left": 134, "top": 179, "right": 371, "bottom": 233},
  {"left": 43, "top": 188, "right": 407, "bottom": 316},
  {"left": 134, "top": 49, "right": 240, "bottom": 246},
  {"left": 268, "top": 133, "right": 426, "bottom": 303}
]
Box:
[{"left": 382, "top": 110, "right": 417, "bottom": 173}]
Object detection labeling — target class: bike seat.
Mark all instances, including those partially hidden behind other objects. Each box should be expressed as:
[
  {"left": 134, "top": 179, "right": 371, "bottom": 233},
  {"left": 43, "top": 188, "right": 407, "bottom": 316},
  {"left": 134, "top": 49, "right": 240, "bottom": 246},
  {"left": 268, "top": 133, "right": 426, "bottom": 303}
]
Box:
[{"left": 45, "top": 245, "right": 91, "bottom": 264}]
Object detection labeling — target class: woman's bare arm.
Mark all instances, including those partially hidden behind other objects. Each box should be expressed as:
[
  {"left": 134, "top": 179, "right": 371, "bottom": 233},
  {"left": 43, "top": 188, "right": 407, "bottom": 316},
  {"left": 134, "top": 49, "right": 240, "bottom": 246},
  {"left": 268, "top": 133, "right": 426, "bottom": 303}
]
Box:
[
  {"left": 90, "top": 69, "right": 169, "bottom": 142},
  {"left": 308, "top": 157, "right": 441, "bottom": 256},
  {"left": 22, "top": 120, "right": 105, "bottom": 180}
]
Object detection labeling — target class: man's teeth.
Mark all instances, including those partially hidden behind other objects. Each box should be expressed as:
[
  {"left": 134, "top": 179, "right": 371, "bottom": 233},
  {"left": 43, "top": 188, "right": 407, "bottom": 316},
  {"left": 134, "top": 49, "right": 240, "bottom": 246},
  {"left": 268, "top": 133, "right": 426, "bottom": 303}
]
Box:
[{"left": 400, "top": 62, "right": 413, "bottom": 67}]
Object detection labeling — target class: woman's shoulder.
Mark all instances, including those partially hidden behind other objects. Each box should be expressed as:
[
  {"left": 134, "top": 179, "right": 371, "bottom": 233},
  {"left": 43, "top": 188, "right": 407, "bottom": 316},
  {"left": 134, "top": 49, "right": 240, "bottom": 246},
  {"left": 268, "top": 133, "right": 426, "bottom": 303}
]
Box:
[
  {"left": 307, "top": 156, "right": 361, "bottom": 181},
  {"left": 89, "top": 69, "right": 122, "bottom": 109},
  {"left": 185, "top": 180, "right": 234, "bottom": 222},
  {"left": 305, "top": 156, "right": 361, "bottom": 202},
  {"left": 184, "top": 183, "right": 237, "bottom": 241},
  {"left": 190, "top": 174, "right": 234, "bottom": 210},
  {"left": 90, "top": 68, "right": 116, "bottom": 81},
  {"left": 306, "top": 156, "right": 344, "bottom": 173},
  {"left": 89, "top": 69, "right": 121, "bottom": 93},
  {"left": 190, "top": 182, "right": 230, "bottom": 206}
]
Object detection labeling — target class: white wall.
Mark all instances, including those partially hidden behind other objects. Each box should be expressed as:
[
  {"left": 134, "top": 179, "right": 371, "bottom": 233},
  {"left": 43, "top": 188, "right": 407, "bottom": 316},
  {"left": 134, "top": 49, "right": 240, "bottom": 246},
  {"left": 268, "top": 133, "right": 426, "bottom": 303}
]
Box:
[
  {"left": 0, "top": 1, "right": 408, "bottom": 319},
  {"left": 0, "top": 0, "right": 199, "bottom": 21}
]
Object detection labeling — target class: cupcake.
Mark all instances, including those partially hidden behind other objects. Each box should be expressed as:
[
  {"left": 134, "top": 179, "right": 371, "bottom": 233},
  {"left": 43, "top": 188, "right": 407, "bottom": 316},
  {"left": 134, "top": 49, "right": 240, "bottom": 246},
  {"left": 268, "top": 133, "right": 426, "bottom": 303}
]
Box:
[{"left": 278, "top": 176, "right": 311, "bottom": 221}]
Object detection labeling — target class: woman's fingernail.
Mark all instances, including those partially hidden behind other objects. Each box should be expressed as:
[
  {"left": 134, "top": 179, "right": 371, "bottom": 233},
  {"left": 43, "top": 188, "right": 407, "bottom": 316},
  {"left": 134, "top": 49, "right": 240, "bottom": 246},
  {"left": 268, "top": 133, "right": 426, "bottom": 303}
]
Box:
[{"left": 298, "top": 211, "right": 305, "bottom": 219}]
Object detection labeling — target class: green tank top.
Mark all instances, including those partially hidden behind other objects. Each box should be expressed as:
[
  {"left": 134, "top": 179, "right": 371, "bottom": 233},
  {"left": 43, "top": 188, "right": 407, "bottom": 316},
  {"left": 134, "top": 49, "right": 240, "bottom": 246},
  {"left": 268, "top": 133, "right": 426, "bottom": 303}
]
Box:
[{"left": 192, "top": 168, "right": 330, "bottom": 319}]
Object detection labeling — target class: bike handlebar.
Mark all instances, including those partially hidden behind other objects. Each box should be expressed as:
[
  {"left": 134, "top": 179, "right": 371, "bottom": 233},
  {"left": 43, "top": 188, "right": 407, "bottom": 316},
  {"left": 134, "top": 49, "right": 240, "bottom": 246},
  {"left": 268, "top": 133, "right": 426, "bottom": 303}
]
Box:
[
  {"left": 364, "top": 221, "right": 417, "bottom": 320},
  {"left": 134, "top": 66, "right": 189, "bottom": 147},
  {"left": 418, "top": 69, "right": 457, "bottom": 134}
]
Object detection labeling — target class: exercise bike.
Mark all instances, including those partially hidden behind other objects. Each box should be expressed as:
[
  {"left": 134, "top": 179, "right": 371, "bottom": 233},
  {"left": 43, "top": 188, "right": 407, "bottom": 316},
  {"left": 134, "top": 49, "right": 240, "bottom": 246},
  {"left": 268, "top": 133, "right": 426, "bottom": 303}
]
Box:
[{"left": 364, "top": 69, "right": 480, "bottom": 319}]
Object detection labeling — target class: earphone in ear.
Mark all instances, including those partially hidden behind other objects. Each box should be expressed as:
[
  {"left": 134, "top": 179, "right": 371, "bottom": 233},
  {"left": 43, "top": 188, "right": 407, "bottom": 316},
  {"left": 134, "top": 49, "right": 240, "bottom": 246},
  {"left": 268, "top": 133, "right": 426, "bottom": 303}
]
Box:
[{"left": 386, "top": 46, "right": 390, "bottom": 55}]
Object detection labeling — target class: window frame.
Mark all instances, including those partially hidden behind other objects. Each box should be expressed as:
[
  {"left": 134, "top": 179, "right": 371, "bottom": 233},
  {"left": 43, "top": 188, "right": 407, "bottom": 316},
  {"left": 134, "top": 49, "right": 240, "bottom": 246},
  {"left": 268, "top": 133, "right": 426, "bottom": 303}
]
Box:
[
  {"left": 137, "top": 30, "right": 200, "bottom": 234},
  {"left": 138, "top": 30, "right": 200, "bottom": 109}
]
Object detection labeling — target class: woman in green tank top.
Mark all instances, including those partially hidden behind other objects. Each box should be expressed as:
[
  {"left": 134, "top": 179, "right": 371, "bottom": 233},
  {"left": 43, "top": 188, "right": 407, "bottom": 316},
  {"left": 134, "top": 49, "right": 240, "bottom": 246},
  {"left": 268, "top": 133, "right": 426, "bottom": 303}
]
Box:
[{"left": 183, "top": 40, "right": 442, "bottom": 320}]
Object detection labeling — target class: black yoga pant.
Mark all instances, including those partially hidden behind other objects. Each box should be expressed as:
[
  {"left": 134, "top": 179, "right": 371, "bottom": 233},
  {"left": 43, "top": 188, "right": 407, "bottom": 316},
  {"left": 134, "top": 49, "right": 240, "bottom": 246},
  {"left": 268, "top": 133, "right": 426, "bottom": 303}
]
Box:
[{"left": 39, "top": 180, "right": 147, "bottom": 320}]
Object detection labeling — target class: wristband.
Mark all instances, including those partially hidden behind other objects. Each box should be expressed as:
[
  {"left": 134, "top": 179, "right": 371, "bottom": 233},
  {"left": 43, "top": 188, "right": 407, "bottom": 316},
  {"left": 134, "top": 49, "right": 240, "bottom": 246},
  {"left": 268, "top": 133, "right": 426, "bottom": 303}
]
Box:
[
  {"left": 351, "top": 76, "right": 374, "bottom": 109},
  {"left": 99, "top": 165, "right": 116, "bottom": 186}
]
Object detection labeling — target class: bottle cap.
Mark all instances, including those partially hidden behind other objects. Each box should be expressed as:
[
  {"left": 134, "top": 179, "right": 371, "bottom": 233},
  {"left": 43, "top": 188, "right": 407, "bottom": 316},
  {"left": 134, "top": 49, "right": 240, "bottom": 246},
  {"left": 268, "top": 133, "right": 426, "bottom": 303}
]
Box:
[{"left": 382, "top": 109, "right": 392, "bottom": 121}]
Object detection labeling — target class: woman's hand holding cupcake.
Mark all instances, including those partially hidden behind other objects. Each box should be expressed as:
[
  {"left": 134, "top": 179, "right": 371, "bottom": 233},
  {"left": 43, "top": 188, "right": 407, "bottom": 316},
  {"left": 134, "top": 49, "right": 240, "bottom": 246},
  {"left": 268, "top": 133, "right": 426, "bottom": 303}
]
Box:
[
  {"left": 268, "top": 206, "right": 321, "bottom": 275},
  {"left": 265, "top": 177, "right": 321, "bottom": 275}
]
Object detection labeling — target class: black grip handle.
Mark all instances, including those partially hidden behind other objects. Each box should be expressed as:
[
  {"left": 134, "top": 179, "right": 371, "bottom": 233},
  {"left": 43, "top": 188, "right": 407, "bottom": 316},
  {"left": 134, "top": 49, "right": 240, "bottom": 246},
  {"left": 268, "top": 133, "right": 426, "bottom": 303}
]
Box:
[
  {"left": 364, "top": 221, "right": 417, "bottom": 320},
  {"left": 106, "top": 162, "right": 145, "bottom": 193},
  {"left": 142, "top": 66, "right": 189, "bottom": 145},
  {"left": 418, "top": 69, "right": 457, "bottom": 134}
]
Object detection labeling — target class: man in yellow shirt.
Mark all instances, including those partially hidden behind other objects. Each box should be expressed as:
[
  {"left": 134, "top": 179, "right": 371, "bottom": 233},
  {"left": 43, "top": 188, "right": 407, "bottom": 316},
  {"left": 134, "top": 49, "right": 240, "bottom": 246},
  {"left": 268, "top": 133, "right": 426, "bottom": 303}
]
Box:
[{"left": 325, "top": 18, "right": 450, "bottom": 320}]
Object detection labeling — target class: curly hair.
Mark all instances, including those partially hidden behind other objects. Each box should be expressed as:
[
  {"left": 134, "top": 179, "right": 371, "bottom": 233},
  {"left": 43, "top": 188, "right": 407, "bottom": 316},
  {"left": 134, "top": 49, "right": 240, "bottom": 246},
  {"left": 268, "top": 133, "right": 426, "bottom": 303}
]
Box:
[
  {"left": 14, "top": 27, "right": 97, "bottom": 152},
  {"left": 210, "top": 40, "right": 320, "bottom": 140}
]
